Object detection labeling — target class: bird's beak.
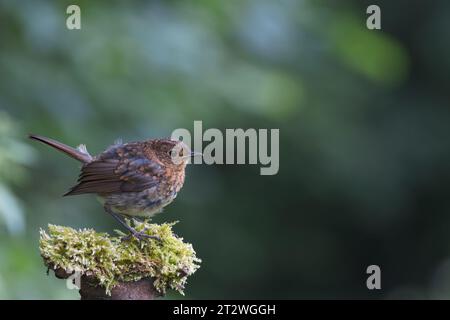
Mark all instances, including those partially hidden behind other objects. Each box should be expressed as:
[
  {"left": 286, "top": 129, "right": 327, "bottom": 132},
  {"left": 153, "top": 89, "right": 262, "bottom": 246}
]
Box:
[
  {"left": 181, "top": 151, "right": 202, "bottom": 160},
  {"left": 190, "top": 151, "right": 203, "bottom": 157}
]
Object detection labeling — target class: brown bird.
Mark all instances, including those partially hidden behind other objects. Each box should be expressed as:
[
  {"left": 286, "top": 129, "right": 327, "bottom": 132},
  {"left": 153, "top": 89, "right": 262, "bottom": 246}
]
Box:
[{"left": 29, "top": 134, "right": 199, "bottom": 240}]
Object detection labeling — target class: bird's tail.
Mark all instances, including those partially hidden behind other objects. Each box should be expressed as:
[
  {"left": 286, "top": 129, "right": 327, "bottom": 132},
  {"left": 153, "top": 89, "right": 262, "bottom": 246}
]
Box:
[{"left": 29, "top": 134, "right": 92, "bottom": 163}]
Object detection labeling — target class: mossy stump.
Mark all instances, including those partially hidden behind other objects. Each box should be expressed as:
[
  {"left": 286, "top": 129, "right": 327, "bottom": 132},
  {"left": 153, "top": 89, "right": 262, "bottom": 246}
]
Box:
[{"left": 40, "top": 221, "right": 201, "bottom": 300}]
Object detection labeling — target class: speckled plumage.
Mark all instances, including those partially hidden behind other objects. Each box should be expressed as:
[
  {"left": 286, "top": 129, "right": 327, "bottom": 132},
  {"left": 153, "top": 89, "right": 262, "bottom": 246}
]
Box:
[
  {"left": 29, "top": 134, "right": 190, "bottom": 237},
  {"left": 66, "top": 140, "right": 187, "bottom": 218}
]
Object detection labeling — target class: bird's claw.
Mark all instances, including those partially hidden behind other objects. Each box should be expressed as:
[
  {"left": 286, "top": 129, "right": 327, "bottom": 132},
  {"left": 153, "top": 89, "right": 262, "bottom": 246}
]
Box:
[{"left": 121, "top": 231, "right": 161, "bottom": 242}]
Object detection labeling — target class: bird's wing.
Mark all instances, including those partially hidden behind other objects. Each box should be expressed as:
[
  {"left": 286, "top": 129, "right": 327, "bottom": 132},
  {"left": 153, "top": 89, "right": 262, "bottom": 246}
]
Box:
[{"left": 64, "top": 143, "right": 163, "bottom": 196}]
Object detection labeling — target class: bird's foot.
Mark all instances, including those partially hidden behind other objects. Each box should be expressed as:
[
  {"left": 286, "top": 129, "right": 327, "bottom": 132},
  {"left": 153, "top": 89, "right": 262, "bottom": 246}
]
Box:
[{"left": 121, "top": 230, "right": 161, "bottom": 242}]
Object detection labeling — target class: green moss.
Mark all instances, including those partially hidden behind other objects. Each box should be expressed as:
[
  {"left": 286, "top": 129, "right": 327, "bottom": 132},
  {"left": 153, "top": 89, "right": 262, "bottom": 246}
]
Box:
[{"left": 39, "top": 220, "right": 201, "bottom": 295}]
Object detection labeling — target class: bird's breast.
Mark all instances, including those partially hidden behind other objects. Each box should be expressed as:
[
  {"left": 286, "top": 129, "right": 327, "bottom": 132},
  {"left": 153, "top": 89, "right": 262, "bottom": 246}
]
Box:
[{"left": 101, "top": 186, "right": 178, "bottom": 218}]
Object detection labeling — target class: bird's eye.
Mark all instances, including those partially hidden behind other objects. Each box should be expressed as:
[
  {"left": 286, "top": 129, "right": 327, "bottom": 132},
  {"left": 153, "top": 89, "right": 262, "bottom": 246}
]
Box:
[
  {"left": 168, "top": 148, "right": 181, "bottom": 158},
  {"left": 179, "top": 149, "right": 184, "bottom": 157}
]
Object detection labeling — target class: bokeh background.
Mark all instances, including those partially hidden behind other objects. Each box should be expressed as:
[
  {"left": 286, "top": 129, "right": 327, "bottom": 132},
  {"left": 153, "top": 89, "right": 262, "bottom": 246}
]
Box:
[{"left": 0, "top": 0, "right": 449, "bottom": 299}]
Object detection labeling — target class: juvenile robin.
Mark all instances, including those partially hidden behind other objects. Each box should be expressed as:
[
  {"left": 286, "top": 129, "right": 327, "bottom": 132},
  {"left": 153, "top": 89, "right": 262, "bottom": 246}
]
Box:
[{"left": 29, "top": 134, "right": 199, "bottom": 240}]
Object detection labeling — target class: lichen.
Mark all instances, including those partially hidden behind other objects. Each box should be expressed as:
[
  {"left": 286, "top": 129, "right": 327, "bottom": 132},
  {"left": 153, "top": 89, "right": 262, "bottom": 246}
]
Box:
[{"left": 39, "top": 220, "right": 201, "bottom": 295}]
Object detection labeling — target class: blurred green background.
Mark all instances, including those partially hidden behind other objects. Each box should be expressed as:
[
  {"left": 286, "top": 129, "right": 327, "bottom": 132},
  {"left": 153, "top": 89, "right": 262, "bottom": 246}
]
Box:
[{"left": 0, "top": 0, "right": 449, "bottom": 299}]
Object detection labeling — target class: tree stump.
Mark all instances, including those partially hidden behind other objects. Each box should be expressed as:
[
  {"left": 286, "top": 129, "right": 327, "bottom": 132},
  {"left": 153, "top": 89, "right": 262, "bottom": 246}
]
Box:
[
  {"left": 40, "top": 221, "right": 201, "bottom": 300},
  {"left": 80, "top": 276, "right": 159, "bottom": 300}
]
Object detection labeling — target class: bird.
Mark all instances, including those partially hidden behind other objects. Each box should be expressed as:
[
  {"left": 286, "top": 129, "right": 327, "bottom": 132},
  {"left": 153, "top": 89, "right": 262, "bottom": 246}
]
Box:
[{"left": 29, "top": 134, "right": 200, "bottom": 240}]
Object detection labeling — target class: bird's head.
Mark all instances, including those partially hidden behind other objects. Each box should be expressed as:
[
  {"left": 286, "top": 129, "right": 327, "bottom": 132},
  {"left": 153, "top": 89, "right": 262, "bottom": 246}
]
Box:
[{"left": 151, "top": 139, "right": 201, "bottom": 169}]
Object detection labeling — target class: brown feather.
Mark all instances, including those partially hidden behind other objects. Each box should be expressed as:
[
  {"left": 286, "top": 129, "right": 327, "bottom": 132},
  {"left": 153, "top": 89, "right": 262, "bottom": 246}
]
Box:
[
  {"left": 64, "top": 143, "right": 163, "bottom": 196},
  {"left": 29, "top": 134, "right": 92, "bottom": 163}
]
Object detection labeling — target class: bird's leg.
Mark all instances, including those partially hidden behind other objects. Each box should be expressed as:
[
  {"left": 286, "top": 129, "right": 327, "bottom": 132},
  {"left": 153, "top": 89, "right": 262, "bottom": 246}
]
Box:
[
  {"left": 103, "top": 205, "right": 161, "bottom": 241},
  {"left": 127, "top": 216, "right": 152, "bottom": 239},
  {"left": 132, "top": 216, "right": 149, "bottom": 223}
]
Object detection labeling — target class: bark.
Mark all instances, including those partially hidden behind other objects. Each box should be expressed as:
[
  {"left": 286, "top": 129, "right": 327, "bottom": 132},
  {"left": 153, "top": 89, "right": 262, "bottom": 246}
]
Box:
[
  {"left": 80, "top": 276, "right": 160, "bottom": 300},
  {"left": 52, "top": 267, "right": 161, "bottom": 300}
]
